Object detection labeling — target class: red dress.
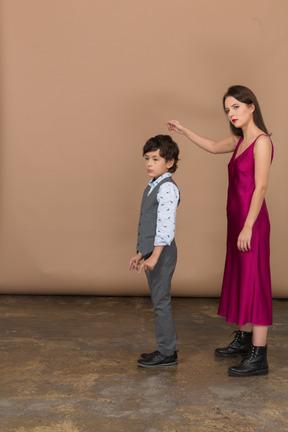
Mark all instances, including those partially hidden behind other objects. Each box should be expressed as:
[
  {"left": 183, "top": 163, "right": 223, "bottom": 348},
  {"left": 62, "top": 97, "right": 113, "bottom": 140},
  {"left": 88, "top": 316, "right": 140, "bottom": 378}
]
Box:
[{"left": 218, "top": 135, "right": 273, "bottom": 326}]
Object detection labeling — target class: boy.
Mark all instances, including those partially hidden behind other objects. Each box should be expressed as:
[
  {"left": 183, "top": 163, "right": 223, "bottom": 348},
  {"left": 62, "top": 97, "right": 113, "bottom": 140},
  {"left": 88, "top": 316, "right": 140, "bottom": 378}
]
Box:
[{"left": 129, "top": 134, "right": 180, "bottom": 368}]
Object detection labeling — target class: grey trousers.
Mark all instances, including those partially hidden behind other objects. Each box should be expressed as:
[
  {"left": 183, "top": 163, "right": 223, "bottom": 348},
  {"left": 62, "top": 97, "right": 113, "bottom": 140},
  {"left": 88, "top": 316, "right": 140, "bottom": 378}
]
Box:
[{"left": 145, "top": 241, "right": 177, "bottom": 356}]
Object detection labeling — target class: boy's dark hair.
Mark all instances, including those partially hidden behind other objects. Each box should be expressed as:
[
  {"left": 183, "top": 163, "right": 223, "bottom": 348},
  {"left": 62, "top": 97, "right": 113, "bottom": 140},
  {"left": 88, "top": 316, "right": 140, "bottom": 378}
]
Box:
[{"left": 143, "top": 135, "right": 179, "bottom": 173}]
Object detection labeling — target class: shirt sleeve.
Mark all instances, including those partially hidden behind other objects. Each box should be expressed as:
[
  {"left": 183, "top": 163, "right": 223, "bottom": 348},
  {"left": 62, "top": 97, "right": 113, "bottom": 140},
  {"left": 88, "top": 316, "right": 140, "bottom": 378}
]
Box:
[{"left": 154, "top": 182, "right": 179, "bottom": 247}]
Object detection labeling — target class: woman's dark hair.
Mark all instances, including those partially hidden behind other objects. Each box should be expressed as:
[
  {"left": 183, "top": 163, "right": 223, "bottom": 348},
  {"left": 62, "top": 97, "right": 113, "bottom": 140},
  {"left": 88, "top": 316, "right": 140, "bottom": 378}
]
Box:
[
  {"left": 143, "top": 134, "right": 179, "bottom": 173},
  {"left": 223, "top": 85, "right": 270, "bottom": 137}
]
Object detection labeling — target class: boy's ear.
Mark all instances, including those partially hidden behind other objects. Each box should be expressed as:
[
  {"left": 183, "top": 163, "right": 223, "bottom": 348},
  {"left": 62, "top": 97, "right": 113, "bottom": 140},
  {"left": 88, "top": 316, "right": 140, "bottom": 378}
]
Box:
[{"left": 166, "top": 159, "right": 174, "bottom": 169}]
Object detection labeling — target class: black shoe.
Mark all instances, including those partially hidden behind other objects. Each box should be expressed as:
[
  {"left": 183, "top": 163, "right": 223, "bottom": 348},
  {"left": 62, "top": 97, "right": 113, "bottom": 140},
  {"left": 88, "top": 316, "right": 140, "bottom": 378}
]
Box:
[
  {"left": 215, "top": 330, "right": 253, "bottom": 358},
  {"left": 137, "top": 350, "right": 178, "bottom": 368},
  {"left": 228, "top": 345, "right": 269, "bottom": 377},
  {"left": 140, "top": 350, "right": 177, "bottom": 359},
  {"left": 139, "top": 351, "right": 157, "bottom": 359}
]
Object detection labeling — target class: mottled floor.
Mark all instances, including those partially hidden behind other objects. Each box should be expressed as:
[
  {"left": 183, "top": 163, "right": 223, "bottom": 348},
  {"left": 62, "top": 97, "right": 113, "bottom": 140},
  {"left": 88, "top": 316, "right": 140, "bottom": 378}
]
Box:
[{"left": 0, "top": 295, "right": 287, "bottom": 432}]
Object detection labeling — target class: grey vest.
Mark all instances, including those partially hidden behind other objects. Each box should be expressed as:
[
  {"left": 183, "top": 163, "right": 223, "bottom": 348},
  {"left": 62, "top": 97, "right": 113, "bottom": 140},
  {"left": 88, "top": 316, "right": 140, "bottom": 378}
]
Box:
[{"left": 137, "top": 177, "right": 180, "bottom": 257}]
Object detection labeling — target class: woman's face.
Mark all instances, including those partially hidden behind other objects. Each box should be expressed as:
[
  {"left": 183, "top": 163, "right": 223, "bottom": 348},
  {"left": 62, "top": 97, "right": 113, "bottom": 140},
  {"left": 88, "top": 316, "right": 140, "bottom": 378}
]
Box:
[{"left": 224, "top": 96, "right": 255, "bottom": 129}]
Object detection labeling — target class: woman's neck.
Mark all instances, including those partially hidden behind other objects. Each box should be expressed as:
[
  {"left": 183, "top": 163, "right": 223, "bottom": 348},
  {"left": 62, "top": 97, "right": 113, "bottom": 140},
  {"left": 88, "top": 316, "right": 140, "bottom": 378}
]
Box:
[{"left": 241, "top": 122, "right": 262, "bottom": 142}]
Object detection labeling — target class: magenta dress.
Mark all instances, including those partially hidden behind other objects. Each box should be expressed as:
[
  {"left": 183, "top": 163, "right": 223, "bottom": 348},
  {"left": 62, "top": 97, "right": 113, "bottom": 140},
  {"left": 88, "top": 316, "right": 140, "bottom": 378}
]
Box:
[{"left": 218, "top": 135, "right": 273, "bottom": 326}]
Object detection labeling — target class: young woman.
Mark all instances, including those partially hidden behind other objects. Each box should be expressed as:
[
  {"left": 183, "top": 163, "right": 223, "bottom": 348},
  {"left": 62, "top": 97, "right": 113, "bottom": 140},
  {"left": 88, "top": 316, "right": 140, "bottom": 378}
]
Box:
[{"left": 166, "top": 85, "right": 273, "bottom": 377}]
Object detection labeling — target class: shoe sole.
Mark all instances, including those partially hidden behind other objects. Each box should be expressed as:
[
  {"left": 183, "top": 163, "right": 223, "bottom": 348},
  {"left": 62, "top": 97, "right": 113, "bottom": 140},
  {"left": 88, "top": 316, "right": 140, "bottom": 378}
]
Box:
[
  {"left": 137, "top": 361, "right": 178, "bottom": 368},
  {"left": 228, "top": 369, "right": 269, "bottom": 377}
]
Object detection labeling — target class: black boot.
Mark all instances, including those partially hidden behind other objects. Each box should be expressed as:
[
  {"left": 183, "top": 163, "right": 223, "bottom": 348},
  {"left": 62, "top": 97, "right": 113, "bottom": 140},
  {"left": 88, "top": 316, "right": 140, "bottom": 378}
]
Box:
[
  {"left": 228, "top": 345, "right": 269, "bottom": 377},
  {"left": 215, "top": 330, "right": 252, "bottom": 357}
]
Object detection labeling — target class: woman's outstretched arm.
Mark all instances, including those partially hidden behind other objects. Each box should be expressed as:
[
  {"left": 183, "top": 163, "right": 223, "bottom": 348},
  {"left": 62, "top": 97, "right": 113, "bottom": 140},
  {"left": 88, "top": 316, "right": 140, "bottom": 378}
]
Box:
[{"left": 166, "top": 120, "right": 237, "bottom": 154}]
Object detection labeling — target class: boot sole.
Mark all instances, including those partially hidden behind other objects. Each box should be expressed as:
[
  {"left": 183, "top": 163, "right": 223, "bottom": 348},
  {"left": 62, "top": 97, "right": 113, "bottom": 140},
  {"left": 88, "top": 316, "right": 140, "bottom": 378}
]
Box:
[{"left": 228, "top": 368, "right": 269, "bottom": 377}]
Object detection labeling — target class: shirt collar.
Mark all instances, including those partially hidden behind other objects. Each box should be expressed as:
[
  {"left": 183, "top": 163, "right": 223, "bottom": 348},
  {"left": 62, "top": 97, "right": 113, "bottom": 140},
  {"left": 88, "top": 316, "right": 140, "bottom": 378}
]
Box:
[{"left": 148, "top": 172, "right": 172, "bottom": 188}]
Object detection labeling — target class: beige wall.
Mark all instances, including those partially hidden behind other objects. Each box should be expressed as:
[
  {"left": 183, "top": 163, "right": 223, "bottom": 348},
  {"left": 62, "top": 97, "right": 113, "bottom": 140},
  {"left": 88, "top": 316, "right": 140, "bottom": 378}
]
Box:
[{"left": 0, "top": 0, "right": 287, "bottom": 296}]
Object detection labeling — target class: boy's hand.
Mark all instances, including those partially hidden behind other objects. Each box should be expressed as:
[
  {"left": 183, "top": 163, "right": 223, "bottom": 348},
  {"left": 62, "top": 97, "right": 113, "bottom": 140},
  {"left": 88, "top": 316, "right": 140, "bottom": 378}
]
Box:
[
  {"left": 129, "top": 253, "right": 143, "bottom": 271},
  {"left": 138, "top": 255, "right": 159, "bottom": 274}
]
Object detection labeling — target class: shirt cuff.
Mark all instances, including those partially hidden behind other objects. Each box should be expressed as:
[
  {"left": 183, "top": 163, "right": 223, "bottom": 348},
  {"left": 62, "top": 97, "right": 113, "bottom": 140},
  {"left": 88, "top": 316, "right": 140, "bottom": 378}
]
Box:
[{"left": 154, "top": 237, "right": 174, "bottom": 247}]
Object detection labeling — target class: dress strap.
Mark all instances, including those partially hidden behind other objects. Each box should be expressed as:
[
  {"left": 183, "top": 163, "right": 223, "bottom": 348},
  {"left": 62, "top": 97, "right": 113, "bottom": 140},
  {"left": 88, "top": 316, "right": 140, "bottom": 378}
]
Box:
[
  {"left": 254, "top": 133, "right": 268, "bottom": 142},
  {"left": 233, "top": 136, "right": 243, "bottom": 159}
]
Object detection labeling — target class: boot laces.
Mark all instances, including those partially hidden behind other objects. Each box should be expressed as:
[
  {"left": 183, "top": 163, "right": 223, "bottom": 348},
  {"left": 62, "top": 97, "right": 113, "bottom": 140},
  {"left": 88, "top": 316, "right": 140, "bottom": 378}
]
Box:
[
  {"left": 245, "top": 346, "right": 256, "bottom": 362},
  {"left": 229, "top": 330, "right": 241, "bottom": 346}
]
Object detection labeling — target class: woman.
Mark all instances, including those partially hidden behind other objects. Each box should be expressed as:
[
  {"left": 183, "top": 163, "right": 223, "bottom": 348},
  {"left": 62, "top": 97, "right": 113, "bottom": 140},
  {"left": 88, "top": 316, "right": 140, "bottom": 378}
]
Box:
[{"left": 166, "top": 85, "right": 273, "bottom": 377}]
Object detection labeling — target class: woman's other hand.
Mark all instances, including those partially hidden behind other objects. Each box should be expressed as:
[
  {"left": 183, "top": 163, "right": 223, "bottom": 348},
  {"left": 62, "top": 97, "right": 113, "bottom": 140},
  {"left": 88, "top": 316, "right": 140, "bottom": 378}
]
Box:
[{"left": 237, "top": 225, "right": 252, "bottom": 252}]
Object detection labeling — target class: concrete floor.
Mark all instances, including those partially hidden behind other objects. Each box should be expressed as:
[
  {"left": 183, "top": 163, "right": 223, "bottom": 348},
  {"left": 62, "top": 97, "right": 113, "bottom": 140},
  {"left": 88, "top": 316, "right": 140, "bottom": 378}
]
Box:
[{"left": 0, "top": 295, "right": 287, "bottom": 432}]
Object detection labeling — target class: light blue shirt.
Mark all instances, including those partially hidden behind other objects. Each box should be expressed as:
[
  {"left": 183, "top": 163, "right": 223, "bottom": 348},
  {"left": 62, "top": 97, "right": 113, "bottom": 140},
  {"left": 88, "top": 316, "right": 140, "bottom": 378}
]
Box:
[{"left": 147, "top": 173, "right": 179, "bottom": 246}]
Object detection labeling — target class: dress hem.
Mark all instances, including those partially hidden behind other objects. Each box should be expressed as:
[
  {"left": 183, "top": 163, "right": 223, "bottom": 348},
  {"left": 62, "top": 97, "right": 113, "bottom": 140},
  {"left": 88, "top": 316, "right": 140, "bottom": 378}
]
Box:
[{"left": 217, "top": 312, "right": 272, "bottom": 327}]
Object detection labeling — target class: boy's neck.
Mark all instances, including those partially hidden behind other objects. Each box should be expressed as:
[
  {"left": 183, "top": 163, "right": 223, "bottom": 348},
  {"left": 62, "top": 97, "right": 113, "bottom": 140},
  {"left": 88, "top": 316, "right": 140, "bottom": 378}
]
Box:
[{"left": 152, "top": 172, "right": 171, "bottom": 181}]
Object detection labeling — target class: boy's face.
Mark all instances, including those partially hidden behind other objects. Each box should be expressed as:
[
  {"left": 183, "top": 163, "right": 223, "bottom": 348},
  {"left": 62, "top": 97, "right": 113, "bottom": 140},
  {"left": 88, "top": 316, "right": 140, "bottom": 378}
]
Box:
[{"left": 144, "top": 149, "right": 174, "bottom": 180}]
